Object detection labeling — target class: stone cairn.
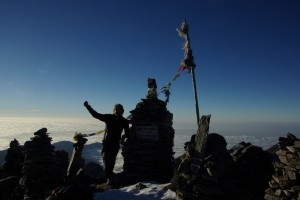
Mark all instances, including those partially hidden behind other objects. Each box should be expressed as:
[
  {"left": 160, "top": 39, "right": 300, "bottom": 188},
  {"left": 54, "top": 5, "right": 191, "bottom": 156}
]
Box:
[
  {"left": 264, "top": 133, "right": 300, "bottom": 200},
  {"left": 17, "top": 128, "right": 69, "bottom": 200},
  {"left": 121, "top": 78, "right": 175, "bottom": 182},
  {"left": 2, "top": 138, "right": 24, "bottom": 177},
  {"left": 0, "top": 139, "right": 24, "bottom": 199}
]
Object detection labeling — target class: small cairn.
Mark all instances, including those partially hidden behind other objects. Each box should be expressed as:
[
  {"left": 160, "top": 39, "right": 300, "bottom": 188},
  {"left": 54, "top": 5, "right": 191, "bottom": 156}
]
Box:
[
  {"left": 264, "top": 133, "right": 300, "bottom": 200},
  {"left": 121, "top": 78, "right": 175, "bottom": 181},
  {"left": 18, "top": 128, "right": 68, "bottom": 199},
  {"left": 0, "top": 139, "right": 23, "bottom": 199},
  {"left": 2, "top": 138, "right": 24, "bottom": 177}
]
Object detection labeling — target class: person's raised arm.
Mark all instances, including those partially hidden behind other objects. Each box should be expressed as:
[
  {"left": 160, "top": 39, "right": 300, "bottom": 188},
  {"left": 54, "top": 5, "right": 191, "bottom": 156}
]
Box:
[{"left": 84, "top": 101, "right": 104, "bottom": 120}]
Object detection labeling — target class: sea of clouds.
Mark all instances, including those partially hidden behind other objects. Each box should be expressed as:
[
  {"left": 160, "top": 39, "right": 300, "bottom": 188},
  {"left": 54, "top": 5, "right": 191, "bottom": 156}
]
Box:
[
  {"left": 0, "top": 116, "right": 285, "bottom": 164},
  {"left": 0, "top": 117, "right": 283, "bottom": 152}
]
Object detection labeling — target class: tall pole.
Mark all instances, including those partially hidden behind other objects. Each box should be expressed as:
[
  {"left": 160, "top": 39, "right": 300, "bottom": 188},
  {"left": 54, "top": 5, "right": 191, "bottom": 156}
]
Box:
[
  {"left": 177, "top": 19, "right": 200, "bottom": 126},
  {"left": 191, "top": 62, "right": 200, "bottom": 127}
]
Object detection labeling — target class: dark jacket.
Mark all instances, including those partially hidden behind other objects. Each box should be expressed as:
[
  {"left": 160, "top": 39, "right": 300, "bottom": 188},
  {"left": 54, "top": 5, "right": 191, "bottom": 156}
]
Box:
[{"left": 85, "top": 105, "right": 130, "bottom": 148}]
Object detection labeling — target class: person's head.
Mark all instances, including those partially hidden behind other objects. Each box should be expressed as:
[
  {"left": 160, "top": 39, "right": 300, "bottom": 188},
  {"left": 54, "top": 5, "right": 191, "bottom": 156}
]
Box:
[{"left": 113, "top": 104, "right": 124, "bottom": 117}]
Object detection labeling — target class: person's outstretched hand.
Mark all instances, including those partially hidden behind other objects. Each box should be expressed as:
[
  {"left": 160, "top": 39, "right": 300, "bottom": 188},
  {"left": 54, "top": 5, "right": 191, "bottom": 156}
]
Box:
[{"left": 84, "top": 101, "right": 89, "bottom": 107}]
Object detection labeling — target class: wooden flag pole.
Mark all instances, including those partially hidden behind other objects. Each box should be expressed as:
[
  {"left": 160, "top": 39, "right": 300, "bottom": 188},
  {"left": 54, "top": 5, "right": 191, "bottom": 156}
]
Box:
[
  {"left": 177, "top": 19, "right": 200, "bottom": 126},
  {"left": 191, "top": 60, "right": 200, "bottom": 127}
]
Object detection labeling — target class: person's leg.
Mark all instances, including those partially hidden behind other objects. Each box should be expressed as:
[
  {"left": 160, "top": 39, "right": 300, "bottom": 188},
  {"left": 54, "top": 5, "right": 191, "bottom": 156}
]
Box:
[
  {"left": 102, "top": 148, "right": 119, "bottom": 184},
  {"left": 102, "top": 151, "right": 114, "bottom": 180}
]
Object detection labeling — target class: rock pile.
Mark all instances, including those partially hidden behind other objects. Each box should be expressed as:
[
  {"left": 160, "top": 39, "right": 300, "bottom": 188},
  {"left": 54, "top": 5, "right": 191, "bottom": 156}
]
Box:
[
  {"left": 17, "top": 128, "right": 69, "bottom": 199},
  {"left": 229, "top": 141, "right": 274, "bottom": 199},
  {"left": 121, "top": 78, "right": 175, "bottom": 181},
  {"left": 264, "top": 133, "right": 300, "bottom": 200},
  {"left": 1, "top": 138, "right": 24, "bottom": 177},
  {"left": 0, "top": 139, "right": 24, "bottom": 199}
]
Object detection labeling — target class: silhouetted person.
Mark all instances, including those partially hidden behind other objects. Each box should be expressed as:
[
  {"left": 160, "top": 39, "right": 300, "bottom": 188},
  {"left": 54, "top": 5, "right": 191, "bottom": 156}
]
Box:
[{"left": 84, "top": 101, "right": 130, "bottom": 185}]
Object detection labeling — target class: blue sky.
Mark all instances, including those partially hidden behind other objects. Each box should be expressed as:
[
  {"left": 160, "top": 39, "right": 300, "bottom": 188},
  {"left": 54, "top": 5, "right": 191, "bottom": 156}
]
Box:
[{"left": 1, "top": 0, "right": 299, "bottom": 135}]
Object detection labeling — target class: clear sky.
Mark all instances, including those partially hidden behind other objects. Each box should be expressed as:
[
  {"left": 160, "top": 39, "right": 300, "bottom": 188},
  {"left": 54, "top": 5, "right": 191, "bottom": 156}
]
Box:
[{"left": 1, "top": 0, "right": 299, "bottom": 136}]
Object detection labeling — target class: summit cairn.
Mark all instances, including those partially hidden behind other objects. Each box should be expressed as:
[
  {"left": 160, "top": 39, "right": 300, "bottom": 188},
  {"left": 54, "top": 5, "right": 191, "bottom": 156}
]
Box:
[{"left": 121, "top": 78, "right": 175, "bottom": 182}]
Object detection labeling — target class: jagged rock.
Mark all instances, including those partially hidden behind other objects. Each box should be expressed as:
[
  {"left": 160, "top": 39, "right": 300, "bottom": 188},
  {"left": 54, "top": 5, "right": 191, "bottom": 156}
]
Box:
[{"left": 66, "top": 133, "right": 88, "bottom": 181}]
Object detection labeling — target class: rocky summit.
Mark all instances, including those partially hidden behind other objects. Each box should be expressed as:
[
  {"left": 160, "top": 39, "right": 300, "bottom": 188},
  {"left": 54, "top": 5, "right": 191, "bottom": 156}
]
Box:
[
  {"left": 0, "top": 79, "right": 299, "bottom": 199},
  {"left": 0, "top": 128, "right": 299, "bottom": 200}
]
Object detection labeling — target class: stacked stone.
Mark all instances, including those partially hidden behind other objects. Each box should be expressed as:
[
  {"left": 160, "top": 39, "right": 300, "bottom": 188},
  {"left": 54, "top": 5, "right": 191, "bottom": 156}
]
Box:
[
  {"left": 122, "top": 96, "right": 175, "bottom": 181},
  {"left": 19, "top": 128, "right": 68, "bottom": 199},
  {"left": 264, "top": 133, "right": 300, "bottom": 200},
  {"left": 2, "top": 138, "right": 24, "bottom": 177},
  {"left": 0, "top": 139, "right": 23, "bottom": 200}
]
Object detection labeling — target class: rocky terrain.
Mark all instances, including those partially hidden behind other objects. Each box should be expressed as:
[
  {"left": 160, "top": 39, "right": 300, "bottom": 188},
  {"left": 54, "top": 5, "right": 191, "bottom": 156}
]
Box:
[{"left": 1, "top": 127, "right": 299, "bottom": 200}]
